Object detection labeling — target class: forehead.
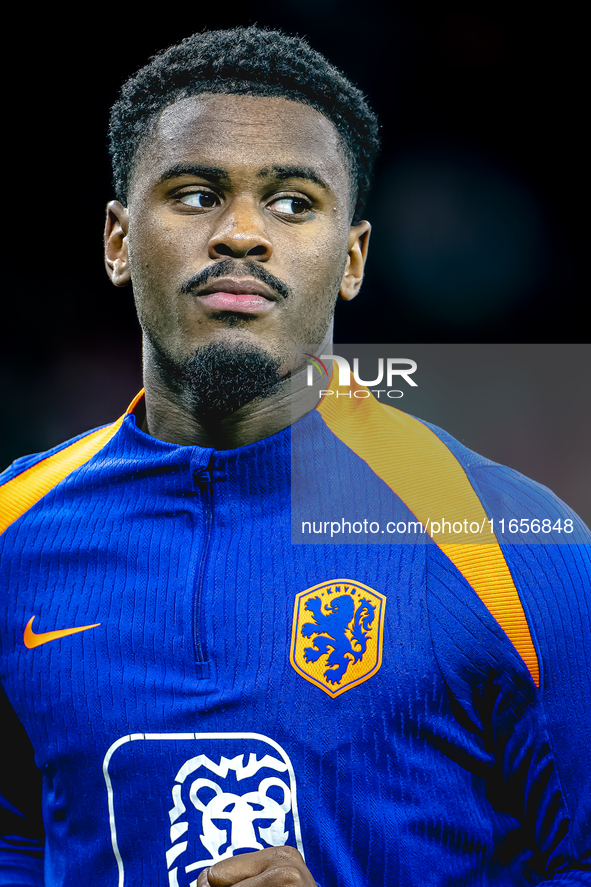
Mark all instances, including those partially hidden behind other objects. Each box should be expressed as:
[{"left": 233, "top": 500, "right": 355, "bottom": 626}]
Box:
[{"left": 131, "top": 93, "right": 351, "bottom": 194}]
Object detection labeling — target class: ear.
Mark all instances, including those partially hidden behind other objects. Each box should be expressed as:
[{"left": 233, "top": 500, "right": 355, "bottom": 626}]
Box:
[
  {"left": 104, "top": 200, "right": 131, "bottom": 287},
  {"left": 339, "top": 220, "right": 371, "bottom": 301}
]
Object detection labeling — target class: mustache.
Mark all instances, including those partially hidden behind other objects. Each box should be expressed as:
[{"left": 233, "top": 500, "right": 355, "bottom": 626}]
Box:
[{"left": 180, "top": 260, "right": 291, "bottom": 301}]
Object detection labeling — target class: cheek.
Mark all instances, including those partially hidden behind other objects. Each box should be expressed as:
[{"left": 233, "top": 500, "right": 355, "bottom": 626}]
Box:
[
  {"left": 285, "top": 230, "right": 349, "bottom": 291},
  {"left": 128, "top": 223, "right": 193, "bottom": 321},
  {"left": 303, "top": 246, "right": 349, "bottom": 304},
  {"left": 128, "top": 227, "right": 180, "bottom": 331},
  {"left": 129, "top": 216, "right": 182, "bottom": 271}
]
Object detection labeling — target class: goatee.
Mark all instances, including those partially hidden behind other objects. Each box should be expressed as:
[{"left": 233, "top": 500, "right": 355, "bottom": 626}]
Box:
[{"left": 153, "top": 339, "right": 283, "bottom": 419}]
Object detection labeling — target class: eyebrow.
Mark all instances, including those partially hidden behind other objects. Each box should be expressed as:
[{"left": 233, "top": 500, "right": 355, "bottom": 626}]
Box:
[
  {"left": 156, "top": 163, "right": 230, "bottom": 186},
  {"left": 256, "top": 165, "right": 330, "bottom": 191},
  {"left": 156, "top": 162, "right": 329, "bottom": 191}
]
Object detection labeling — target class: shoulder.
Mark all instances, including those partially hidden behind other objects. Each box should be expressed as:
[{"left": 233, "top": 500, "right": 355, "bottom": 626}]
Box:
[
  {"left": 0, "top": 417, "right": 129, "bottom": 539},
  {"left": 0, "top": 428, "right": 108, "bottom": 487},
  {"left": 0, "top": 390, "right": 145, "bottom": 492},
  {"left": 319, "top": 387, "right": 589, "bottom": 537},
  {"left": 418, "top": 414, "right": 590, "bottom": 538}
]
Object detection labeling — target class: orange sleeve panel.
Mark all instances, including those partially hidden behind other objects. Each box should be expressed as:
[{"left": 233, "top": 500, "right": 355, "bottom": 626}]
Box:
[
  {"left": 316, "top": 374, "right": 540, "bottom": 687},
  {"left": 0, "top": 391, "right": 144, "bottom": 539}
]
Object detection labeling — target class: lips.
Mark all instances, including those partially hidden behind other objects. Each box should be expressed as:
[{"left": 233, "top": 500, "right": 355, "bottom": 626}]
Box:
[
  {"left": 198, "top": 292, "right": 275, "bottom": 314},
  {"left": 195, "top": 278, "right": 278, "bottom": 315}
]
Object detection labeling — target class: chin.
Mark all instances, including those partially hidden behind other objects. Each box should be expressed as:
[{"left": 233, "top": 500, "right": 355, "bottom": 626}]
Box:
[{"left": 176, "top": 339, "right": 283, "bottom": 418}]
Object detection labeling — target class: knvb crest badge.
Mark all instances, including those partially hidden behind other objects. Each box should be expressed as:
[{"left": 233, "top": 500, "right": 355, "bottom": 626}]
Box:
[{"left": 290, "top": 579, "right": 386, "bottom": 697}]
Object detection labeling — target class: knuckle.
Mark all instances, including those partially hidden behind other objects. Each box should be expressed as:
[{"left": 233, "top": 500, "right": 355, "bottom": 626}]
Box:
[
  {"left": 262, "top": 865, "right": 305, "bottom": 886},
  {"left": 272, "top": 845, "right": 303, "bottom": 864},
  {"left": 263, "top": 846, "right": 307, "bottom": 885},
  {"left": 284, "top": 864, "right": 306, "bottom": 883}
]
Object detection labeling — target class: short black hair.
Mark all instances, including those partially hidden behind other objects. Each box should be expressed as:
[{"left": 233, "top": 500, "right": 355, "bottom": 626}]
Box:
[{"left": 108, "top": 26, "right": 380, "bottom": 223}]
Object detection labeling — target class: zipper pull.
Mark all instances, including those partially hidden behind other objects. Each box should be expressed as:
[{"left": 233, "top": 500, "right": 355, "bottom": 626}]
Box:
[{"left": 192, "top": 467, "right": 212, "bottom": 487}]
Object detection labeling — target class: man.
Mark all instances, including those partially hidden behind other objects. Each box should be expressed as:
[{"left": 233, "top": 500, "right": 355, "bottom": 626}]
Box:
[{"left": 0, "top": 26, "right": 589, "bottom": 887}]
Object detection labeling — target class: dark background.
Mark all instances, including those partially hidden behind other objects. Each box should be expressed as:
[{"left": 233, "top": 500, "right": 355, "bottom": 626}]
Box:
[{"left": 2, "top": 3, "right": 588, "bottom": 519}]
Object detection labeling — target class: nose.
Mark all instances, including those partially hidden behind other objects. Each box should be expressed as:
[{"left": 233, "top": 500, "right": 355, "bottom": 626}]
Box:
[{"left": 208, "top": 199, "right": 273, "bottom": 260}]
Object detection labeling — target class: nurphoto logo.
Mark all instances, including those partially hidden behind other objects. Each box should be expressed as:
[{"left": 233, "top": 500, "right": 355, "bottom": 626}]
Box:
[{"left": 305, "top": 353, "right": 417, "bottom": 400}]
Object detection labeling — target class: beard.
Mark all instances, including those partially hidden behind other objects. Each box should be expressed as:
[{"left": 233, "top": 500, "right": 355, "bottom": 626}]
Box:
[{"left": 150, "top": 337, "right": 283, "bottom": 421}]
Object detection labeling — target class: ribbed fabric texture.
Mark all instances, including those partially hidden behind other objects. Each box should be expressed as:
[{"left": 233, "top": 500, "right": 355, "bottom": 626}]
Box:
[{"left": 1, "top": 404, "right": 590, "bottom": 885}]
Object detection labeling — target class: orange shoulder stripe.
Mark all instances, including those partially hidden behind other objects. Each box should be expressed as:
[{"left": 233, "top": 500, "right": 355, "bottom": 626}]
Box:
[
  {"left": 316, "top": 374, "right": 540, "bottom": 687},
  {"left": 0, "top": 391, "right": 144, "bottom": 537}
]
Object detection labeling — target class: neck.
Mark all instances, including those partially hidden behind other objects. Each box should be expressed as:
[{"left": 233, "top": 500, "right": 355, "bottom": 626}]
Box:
[{"left": 141, "top": 345, "right": 331, "bottom": 450}]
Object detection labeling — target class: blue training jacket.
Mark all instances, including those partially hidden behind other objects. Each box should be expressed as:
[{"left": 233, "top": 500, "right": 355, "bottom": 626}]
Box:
[{"left": 1, "top": 377, "right": 590, "bottom": 886}]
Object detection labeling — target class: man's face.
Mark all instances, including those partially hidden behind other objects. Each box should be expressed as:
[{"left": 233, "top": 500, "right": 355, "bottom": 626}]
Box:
[{"left": 106, "top": 93, "right": 369, "bottom": 392}]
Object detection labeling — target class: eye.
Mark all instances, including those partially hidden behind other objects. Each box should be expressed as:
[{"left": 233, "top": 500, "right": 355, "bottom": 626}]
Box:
[
  {"left": 268, "top": 196, "right": 312, "bottom": 216},
  {"left": 178, "top": 191, "right": 219, "bottom": 209}
]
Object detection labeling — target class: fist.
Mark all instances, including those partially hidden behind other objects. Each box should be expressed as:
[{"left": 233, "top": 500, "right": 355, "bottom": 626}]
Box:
[{"left": 196, "top": 846, "right": 316, "bottom": 886}]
